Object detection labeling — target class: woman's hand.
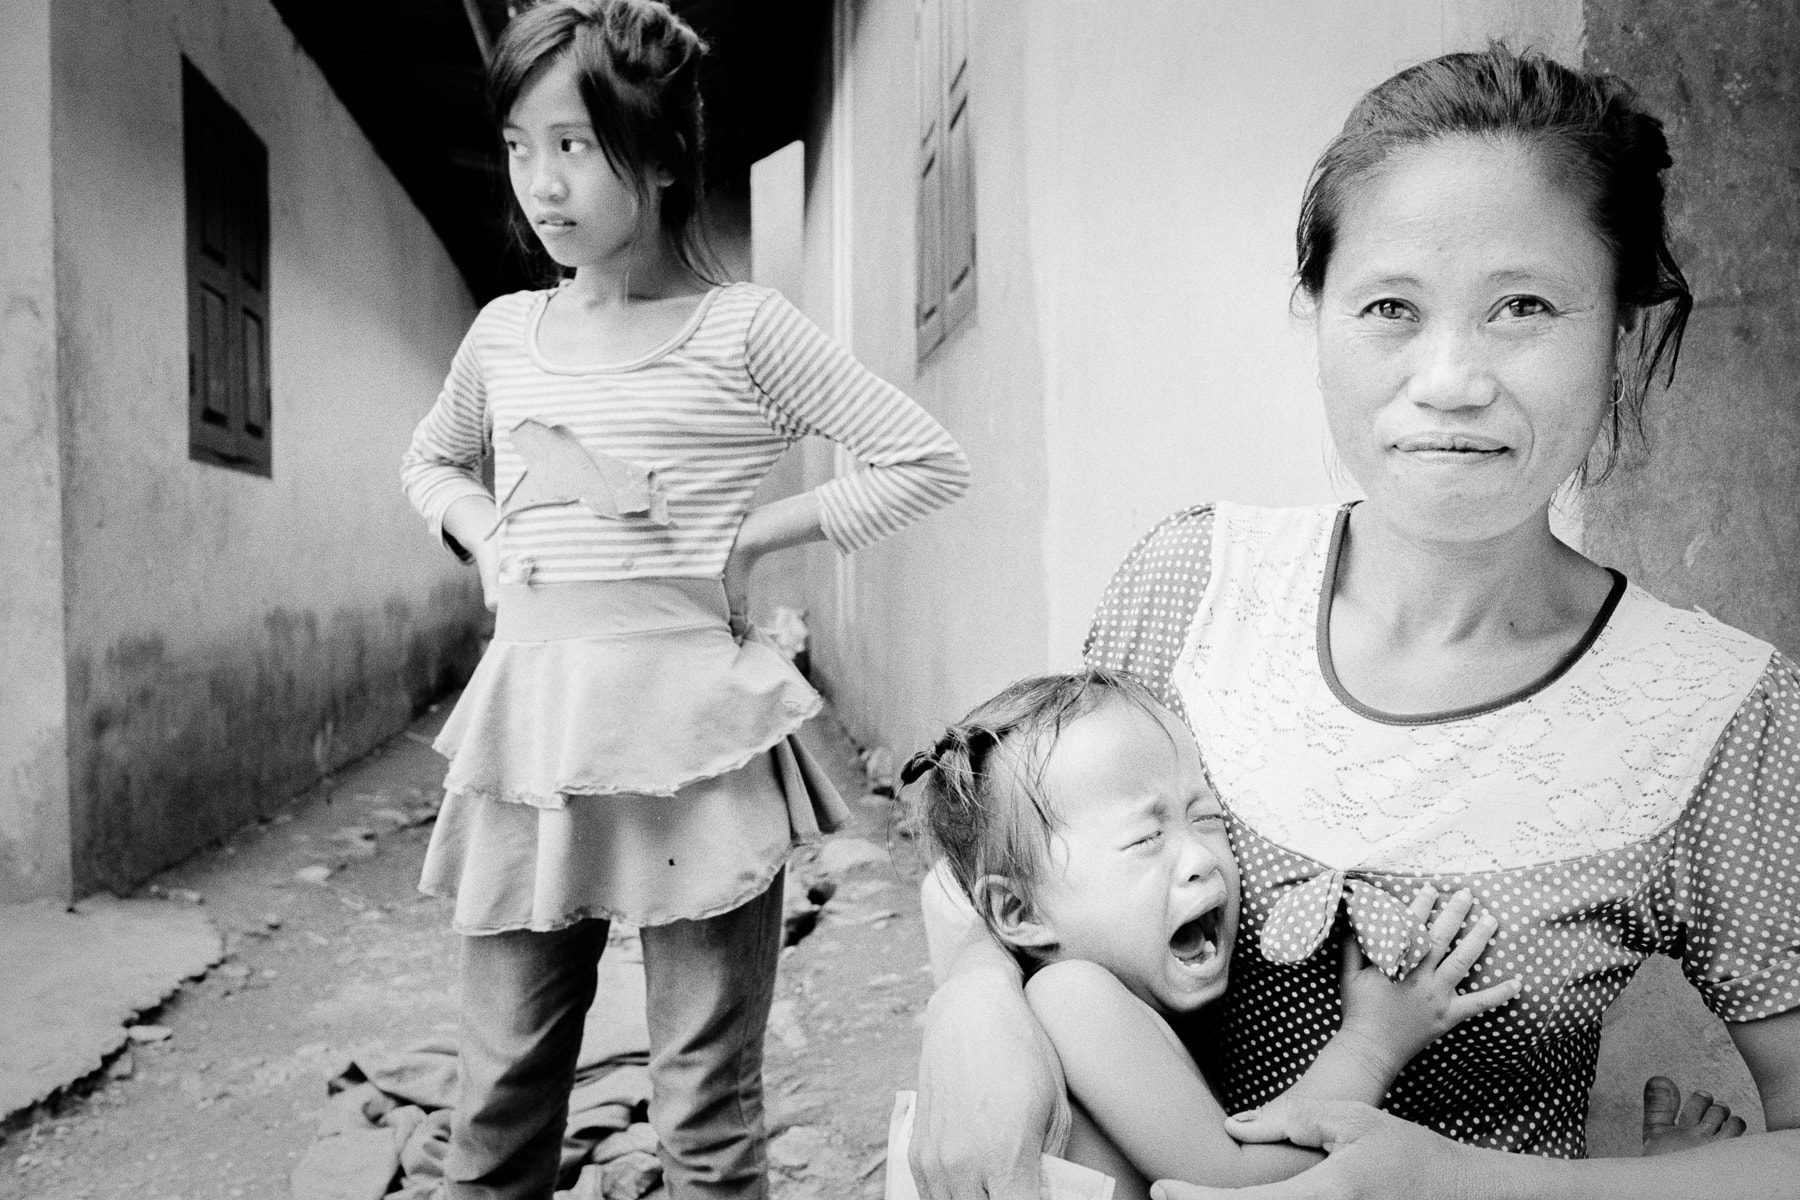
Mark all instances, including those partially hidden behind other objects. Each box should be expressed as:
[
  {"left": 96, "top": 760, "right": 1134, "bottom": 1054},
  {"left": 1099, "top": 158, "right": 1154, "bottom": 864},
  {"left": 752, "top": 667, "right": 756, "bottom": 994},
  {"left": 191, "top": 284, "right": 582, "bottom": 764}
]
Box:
[
  {"left": 1150, "top": 1099, "right": 1477, "bottom": 1200},
  {"left": 911, "top": 958, "right": 1065, "bottom": 1200},
  {"left": 1335, "top": 887, "right": 1520, "bottom": 1078}
]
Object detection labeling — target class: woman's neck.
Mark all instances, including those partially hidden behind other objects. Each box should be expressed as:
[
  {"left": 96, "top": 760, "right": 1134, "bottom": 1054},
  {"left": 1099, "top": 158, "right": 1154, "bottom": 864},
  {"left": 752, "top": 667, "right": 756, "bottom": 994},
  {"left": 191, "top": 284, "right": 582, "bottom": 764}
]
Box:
[{"left": 1334, "top": 504, "right": 1608, "bottom": 652}]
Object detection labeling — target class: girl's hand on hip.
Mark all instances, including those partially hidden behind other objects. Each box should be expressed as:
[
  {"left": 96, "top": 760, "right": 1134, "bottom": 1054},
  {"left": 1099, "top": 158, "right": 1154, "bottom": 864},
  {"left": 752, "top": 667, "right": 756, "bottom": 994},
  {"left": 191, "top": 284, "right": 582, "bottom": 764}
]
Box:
[
  {"left": 911, "top": 970, "right": 1063, "bottom": 1200},
  {"left": 473, "top": 541, "right": 502, "bottom": 613},
  {"left": 722, "top": 543, "right": 755, "bottom": 639},
  {"left": 1337, "top": 886, "right": 1521, "bottom": 1073},
  {"left": 1153, "top": 1099, "right": 1478, "bottom": 1200}
]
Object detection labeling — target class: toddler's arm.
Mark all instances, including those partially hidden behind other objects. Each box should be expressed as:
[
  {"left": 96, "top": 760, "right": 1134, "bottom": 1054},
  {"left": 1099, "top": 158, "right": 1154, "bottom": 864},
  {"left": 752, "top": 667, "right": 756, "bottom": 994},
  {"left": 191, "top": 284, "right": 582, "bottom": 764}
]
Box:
[
  {"left": 1027, "top": 889, "right": 1517, "bottom": 1189},
  {"left": 1027, "top": 960, "right": 1322, "bottom": 1188}
]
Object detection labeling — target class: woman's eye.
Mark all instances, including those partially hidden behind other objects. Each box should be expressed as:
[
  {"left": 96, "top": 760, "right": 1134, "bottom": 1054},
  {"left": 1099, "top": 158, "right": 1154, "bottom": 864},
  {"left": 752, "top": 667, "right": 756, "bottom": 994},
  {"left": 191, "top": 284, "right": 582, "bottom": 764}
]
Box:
[
  {"left": 1364, "top": 298, "right": 1414, "bottom": 321},
  {"left": 1498, "top": 296, "right": 1553, "bottom": 319},
  {"left": 504, "top": 140, "right": 527, "bottom": 159},
  {"left": 1131, "top": 830, "right": 1165, "bottom": 849},
  {"left": 559, "top": 136, "right": 590, "bottom": 153}
]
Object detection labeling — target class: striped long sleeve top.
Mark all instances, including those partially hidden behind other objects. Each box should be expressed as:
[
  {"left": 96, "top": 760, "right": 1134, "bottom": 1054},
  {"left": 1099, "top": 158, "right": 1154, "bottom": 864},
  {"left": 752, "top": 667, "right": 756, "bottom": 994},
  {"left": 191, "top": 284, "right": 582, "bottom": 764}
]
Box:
[{"left": 402, "top": 282, "right": 970, "bottom": 583}]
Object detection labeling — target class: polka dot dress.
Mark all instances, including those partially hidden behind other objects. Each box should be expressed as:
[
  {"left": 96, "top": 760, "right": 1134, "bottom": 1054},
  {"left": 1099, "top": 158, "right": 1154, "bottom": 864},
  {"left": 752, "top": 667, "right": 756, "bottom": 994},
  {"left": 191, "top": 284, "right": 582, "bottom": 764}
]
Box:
[{"left": 1084, "top": 503, "right": 1800, "bottom": 1158}]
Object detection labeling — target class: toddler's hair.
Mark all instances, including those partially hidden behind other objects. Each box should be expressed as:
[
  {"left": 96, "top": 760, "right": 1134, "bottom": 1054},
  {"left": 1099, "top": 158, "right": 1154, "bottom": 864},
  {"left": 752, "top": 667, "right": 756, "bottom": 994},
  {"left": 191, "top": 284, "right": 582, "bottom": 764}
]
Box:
[
  {"left": 488, "top": 0, "right": 720, "bottom": 281},
  {"left": 903, "top": 668, "right": 1167, "bottom": 946}
]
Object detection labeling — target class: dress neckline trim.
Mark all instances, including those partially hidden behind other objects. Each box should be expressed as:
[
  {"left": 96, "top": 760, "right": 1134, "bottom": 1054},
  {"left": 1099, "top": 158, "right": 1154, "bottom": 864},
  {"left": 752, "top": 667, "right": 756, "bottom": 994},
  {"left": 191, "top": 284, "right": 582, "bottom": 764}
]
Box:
[
  {"left": 1312, "top": 504, "right": 1628, "bottom": 727},
  {"left": 524, "top": 283, "right": 727, "bottom": 375}
]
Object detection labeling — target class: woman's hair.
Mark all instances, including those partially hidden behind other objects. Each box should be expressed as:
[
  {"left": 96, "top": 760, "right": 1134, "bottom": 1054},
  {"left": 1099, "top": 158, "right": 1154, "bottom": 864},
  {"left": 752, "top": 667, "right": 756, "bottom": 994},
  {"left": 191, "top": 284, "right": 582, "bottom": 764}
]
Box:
[
  {"left": 488, "top": 0, "right": 719, "bottom": 282},
  {"left": 1295, "top": 44, "right": 1693, "bottom": 479},
  {"left": 903, "top": 669, "right": 1168, "bottom": 951}
]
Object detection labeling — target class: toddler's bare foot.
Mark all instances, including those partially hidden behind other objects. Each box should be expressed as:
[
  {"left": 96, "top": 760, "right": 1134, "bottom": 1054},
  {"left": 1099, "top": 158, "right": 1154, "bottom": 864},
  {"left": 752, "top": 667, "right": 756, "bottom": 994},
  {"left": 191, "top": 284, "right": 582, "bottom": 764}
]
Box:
[{"left": 1640, "top": 1076, "right": 1748, "bottom": 1156}]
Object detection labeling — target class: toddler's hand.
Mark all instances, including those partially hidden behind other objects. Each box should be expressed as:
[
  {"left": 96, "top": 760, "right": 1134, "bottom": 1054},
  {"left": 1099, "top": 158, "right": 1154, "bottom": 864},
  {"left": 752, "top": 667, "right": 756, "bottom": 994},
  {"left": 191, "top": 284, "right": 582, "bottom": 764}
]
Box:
[
  {"left": 1640, "top": 1076, "right": 1748, "bottom": 1156},
  {"left": 1337, "top": 886, "right": 1521, "bottom": 1077}
]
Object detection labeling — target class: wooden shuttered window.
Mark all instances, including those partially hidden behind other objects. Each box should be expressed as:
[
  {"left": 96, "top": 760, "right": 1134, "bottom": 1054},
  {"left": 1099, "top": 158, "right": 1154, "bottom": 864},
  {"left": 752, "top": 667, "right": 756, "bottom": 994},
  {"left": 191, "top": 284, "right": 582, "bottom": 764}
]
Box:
[
  {"left": 916, "top": 0, "right": 974, "bottom": 359},
  {"left": 184, "top": 59, "right": 272, "bottom": 476}
]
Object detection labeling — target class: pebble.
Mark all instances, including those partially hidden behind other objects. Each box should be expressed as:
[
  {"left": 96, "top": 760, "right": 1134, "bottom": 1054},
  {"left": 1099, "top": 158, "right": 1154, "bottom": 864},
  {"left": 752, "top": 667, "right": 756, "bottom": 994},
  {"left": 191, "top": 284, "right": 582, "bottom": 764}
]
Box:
[
  {"left": 294, "top": 864, "right": 334, "bottom": 885},
  {"left": 126, "top": 1024, "right": 172, "bottom": 1044}
]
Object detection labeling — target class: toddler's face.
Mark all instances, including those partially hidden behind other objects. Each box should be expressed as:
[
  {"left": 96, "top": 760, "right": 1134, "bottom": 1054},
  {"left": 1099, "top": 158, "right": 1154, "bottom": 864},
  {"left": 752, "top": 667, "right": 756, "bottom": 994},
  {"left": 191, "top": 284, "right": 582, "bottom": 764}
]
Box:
[{"left": 1024, "top": 698, "right": 1239, "bottom": 1014}]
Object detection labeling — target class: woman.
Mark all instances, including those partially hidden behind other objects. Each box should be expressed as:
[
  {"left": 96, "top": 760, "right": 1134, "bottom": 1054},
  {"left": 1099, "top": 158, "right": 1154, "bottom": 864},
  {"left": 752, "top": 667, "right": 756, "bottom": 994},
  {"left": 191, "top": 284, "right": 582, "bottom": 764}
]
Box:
[{"left": 912, "top": 46, "right": 1800, "bottom": 1200}]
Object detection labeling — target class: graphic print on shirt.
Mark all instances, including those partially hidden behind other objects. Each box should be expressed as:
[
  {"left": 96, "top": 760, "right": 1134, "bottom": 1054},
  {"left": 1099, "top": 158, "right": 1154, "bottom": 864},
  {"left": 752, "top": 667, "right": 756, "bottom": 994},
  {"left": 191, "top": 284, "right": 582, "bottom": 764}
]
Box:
[{"left": 494, "top": 418, "right": 673, "bottom": 532}]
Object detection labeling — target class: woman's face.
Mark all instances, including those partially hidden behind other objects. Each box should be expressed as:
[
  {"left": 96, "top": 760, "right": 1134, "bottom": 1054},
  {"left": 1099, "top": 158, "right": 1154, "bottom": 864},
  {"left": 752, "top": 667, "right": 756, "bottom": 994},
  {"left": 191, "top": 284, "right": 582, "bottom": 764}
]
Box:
[{"left": 1314, "top": 136, "right": 1622, "bottom": 543}]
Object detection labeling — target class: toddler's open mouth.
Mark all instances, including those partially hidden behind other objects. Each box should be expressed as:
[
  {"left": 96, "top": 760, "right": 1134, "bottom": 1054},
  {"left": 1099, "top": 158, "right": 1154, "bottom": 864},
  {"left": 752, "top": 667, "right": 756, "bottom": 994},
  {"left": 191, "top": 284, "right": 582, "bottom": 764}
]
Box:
[{"left": 1170, "top": 907, "right": 1222, "bottom": 966}]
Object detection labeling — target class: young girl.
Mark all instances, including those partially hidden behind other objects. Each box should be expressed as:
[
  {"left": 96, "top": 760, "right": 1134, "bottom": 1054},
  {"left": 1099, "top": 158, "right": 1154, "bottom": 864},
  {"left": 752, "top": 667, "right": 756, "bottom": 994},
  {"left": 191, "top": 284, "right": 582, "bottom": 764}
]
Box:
[
  {"left": 400, "top": 3, "right": 969, "bottom": 1197},
  {"left": 904, "top": 670, "right": 1518, "bottom": 1200}
]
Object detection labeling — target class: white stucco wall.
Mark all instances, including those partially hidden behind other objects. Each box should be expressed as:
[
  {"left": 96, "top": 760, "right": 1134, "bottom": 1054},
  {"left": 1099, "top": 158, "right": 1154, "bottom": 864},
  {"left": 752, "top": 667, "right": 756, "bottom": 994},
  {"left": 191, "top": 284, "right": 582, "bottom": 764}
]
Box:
[
  {"left": 0, "top": 0, "right": 74, "bottom": 902},
  {"left": 51, "top": 0, "right": 484, "bottom": 892},
  {"left": 800, "top": 0, "right": 1579, "bottom": 756}
]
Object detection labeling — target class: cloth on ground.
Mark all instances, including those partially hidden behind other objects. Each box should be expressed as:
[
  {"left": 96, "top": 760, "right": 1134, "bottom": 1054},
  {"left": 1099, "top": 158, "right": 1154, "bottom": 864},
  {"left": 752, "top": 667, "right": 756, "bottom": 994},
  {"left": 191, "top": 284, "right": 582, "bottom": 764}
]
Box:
[{"left": 291, "top": 956, "right": 655, "bottom": 1200}]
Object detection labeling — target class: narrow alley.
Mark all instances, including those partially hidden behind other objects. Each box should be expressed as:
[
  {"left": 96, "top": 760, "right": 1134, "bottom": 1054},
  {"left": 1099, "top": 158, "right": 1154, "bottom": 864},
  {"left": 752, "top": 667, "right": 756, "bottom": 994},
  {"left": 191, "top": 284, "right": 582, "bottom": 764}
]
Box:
[{"left": 1, "top": 700, "right": 929, "bottom": 1200}]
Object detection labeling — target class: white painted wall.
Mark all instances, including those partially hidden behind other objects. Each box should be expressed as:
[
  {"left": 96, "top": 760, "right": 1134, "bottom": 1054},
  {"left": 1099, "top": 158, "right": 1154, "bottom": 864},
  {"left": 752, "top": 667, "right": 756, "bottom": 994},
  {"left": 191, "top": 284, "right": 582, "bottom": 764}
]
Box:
[
  {"left": 50, "top": 0, "right": 483, "bottom": 891},
  {"left": 795, "top": 0, "right": 1579, "bottom": 756},
  {"left": 0, "top": 0, "right": 73, "bottom": 902}
]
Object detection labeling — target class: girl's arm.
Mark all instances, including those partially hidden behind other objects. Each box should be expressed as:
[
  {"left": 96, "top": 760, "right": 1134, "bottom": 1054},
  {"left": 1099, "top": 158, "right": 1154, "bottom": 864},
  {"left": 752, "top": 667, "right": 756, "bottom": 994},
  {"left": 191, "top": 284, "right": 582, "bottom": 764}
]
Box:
[
  {"left": 743, "top": 291, "right": 970, "bottom": 557},
  {"left": 401, "top": 318, "right": 495, "bottom": 563}
]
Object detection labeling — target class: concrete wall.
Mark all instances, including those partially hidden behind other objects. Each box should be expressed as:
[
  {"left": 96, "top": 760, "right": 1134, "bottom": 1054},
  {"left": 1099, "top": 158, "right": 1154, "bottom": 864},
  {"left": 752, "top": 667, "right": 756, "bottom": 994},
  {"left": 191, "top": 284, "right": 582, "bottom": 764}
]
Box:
[
  {"left": 1574, "top": 0, "right": 1800, "bottom": 1150},
  {"left": 0, "top": 0, "right": 74, "bottom": 903},
  {"left": 1581, "top": 2, "right": 1800, "bottom": 658},
  {"left": 798, "top": 0, "right": 1581, "bottom": 757},
  {"left": 50, "top": 0, "right": 485, "bottom": 894}
]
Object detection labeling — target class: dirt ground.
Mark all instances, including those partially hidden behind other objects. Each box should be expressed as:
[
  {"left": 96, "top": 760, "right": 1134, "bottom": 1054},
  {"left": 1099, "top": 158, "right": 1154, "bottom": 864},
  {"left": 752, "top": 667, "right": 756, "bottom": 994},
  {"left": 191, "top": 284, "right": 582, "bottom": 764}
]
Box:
[{"left": 0, "top": 701, "right": 930, "bottom": 1200}]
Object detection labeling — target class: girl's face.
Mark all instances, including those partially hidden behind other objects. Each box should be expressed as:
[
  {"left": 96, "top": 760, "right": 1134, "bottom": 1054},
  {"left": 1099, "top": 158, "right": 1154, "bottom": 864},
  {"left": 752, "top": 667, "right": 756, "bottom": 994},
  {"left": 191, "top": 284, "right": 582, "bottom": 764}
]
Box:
[
  {"left": 1314, "top": 136, "right": 1623, "bottom": 543},
  {"left": 502, "top": 56, "right": 658, "bottom": 270},
  {"left": 1012, "top": 699, "right": 1239, "bottom": 1016}
]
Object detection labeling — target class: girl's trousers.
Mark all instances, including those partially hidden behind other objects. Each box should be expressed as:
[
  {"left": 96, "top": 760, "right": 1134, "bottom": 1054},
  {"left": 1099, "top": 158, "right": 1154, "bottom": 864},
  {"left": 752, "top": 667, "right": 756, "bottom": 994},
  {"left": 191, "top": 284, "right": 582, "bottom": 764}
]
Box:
[{"left": 443, "top": 869, "right": 785, "bottom": 1200}]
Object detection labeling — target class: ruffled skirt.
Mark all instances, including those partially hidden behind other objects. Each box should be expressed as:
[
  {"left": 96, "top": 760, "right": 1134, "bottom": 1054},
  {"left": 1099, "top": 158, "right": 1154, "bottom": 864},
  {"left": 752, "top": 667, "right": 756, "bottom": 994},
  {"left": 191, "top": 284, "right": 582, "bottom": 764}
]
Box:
[{"left": 420, "top": 578, "right": 849, "bottom": 933}]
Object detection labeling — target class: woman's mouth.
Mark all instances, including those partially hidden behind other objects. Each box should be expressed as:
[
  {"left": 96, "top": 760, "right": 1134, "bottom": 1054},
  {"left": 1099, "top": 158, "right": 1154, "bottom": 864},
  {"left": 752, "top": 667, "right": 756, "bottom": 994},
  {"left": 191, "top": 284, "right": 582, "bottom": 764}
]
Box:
[
  {"left": 1170, "top": 907, "right": 1222, "bottom": 966},
  {"left": 1393, "top": 433, "right": 1508, "bottom": 457}
]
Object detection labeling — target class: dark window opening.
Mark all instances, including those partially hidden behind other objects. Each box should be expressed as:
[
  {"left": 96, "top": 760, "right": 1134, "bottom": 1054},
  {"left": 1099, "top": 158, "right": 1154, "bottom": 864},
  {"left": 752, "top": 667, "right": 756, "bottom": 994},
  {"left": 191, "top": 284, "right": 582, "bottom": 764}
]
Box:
[{"left": 185, "top": 59, "right": 272, "bottom": 476}]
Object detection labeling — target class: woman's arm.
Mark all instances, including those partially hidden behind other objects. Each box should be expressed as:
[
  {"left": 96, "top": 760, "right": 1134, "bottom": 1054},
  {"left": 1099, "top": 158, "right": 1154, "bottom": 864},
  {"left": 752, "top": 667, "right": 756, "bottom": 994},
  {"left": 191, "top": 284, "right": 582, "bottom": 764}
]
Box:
[
  {"left": 911, "top": 864, "right": 1064, "bottom": 1200},
  {"left": 1151, "top": 1009, "right": 1800, "bottom": 1200}
]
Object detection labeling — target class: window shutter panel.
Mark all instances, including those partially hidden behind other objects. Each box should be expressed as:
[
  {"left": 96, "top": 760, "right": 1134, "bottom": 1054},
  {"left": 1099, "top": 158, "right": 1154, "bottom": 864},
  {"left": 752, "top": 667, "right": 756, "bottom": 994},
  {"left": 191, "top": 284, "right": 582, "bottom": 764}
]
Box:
[
  {"left": 942, "top": 0, "right": 975, "bottom": 334},
  {"left": 915, "top": 0, "right": 946, "bottom": 357},
  {"left": 185, "top": 59, "right": 271, "bottom": 476}
]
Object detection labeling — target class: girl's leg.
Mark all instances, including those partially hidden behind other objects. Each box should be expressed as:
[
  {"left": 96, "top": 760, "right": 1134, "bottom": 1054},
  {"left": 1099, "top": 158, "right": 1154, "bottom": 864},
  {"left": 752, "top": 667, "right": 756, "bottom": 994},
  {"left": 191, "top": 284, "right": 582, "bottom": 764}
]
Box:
[
  {"left": 639, "top": 869, "right": 786, "bottom": 1200},
  {"left": 446, "top": 919, "right": 609, "bottom": 1200}
]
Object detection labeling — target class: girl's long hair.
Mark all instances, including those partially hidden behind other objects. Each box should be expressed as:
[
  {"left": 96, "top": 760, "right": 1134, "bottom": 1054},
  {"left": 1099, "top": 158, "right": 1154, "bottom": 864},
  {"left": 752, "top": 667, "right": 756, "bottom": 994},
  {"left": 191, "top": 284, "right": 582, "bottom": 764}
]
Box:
[{"left": 488, "top": 0, "right": 723, "bottom": 284}]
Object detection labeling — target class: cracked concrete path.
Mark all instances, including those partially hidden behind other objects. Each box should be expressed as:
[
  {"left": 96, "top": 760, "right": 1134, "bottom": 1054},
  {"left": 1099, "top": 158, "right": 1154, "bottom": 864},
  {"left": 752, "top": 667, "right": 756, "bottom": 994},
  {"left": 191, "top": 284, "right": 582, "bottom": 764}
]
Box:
[
  {"left": 0, "top": 698, "right": 931, "bottom": 1200},
  {"left": 0, "top": 895, "right": 224, "bottom": 1120}
]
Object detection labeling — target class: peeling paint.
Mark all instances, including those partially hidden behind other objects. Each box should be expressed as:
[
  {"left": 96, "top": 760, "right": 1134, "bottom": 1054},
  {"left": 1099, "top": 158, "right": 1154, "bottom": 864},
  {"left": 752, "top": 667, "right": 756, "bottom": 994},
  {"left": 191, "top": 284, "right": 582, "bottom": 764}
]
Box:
[{"left": 66, "top": 580, "right": 484, "bottom": 895}]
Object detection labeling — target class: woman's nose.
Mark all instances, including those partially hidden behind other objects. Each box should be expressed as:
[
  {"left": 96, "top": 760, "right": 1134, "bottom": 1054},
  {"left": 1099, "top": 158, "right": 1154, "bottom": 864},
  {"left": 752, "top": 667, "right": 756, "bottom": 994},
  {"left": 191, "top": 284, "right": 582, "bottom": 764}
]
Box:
[{"left": 1404, "top": 325, "right": 1500, "bottom": 411}]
